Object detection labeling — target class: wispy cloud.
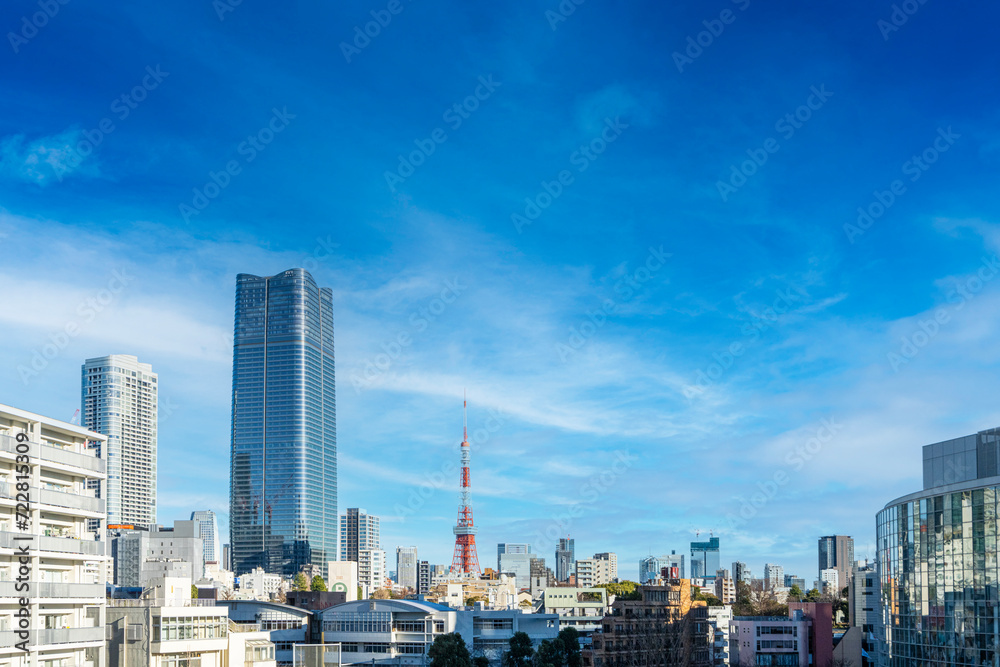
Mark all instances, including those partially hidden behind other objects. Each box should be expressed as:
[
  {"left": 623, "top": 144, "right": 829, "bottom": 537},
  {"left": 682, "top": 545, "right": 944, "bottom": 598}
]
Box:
[{"left": 0, "top": 130, "right": 102, "bottom": 185}]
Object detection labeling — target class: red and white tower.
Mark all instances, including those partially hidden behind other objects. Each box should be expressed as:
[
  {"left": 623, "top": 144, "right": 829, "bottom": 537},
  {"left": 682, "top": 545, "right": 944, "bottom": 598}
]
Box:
[{"left": 450, "top": 395, "right": 481, "bottom": 575}]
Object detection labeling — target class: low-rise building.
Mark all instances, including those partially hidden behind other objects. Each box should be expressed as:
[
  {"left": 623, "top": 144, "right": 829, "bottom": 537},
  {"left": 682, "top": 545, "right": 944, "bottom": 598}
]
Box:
[
  {"left": 221, "top": 599, "right": 312, "bottom": 665},
  {"left": 706, "top": 605, "right": 732, "bottom": 666},
  {"left": 540, "top": 587, "right": 608, "bottom": 635},
  {"left": 730, "top": 602, "right": 832, "bottom": 667},
  {"left": 239, "top": 566, "right": 284, "bottom": 600}
]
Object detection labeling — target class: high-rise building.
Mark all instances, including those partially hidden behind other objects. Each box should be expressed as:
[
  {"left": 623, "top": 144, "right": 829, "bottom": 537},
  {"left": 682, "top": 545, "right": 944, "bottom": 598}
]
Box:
[
  {"left": 81, "top": 354, "right": 157, "bottom": 527},
  {"left": 497, "top": 543, "right": 531, "bottom": 571},
  {"left": 555, "top": 537, "right": 575, "bottom": 582},
  {"left": 784, "top": 574, "right": 806, "bottom": 590},
  {"left": 1, "top": 404, "right": 108, "bottom": 667},
  {"left": 358, "top": 548, "right": 387, "bottom": 595},
  {"left": 341, "top": 508, "right": 380, "bottom": 562},
  {"left": 594, "top": 552, "right": 618, "bottom": 582},
  {"left": 732, "top": 561, "right": 751, "bottom": 584},
  {"left": 500, "top": 551, "right": 533, "bottom": 590},
  {"left": 690, "top": 536, "right": 720, "bottom": 580},
  {"left": 818, "top": 535, "right": 854, "bottom": 594},
  {"left": 639, "top": 555, "right": 662, "bottom": 584},
  {"left": 191, "top": 510, "right": 221, "bottom": 564},
  {"left": 222, "top": 543, "right": 231, "bottom": 571},
  {"left": 396, "top": 546, "right": 418, "bottom": 590},
  {"left": 417, "top": 560, "right": 431, "bottom": 594},
  {"left": 663, "top": 550, "right": 685, "bottom": 578},
  {"left": 229, "top": 268, "right": 338, "bottom": 576},
  {"left": 765, "top": 563, "right": 784, "bottom": 590},
  {"left": 715, "top": 569, "right": 736, "bottom": 605}
]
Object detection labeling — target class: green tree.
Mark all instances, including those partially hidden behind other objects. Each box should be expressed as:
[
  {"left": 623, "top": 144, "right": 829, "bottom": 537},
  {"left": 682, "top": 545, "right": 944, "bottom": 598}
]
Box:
[
  {"left": 428, "top": 632, "right": 473, "bottom": 667},
  {"left": 503, "top": 631, "right": 534, "bottom": 667},
  {"left": 535, "top": 639, "right": 566, "bottom": 667},
  {"left": 292, "top": 572, "right": 309, "bottom": 591},
  {"left": 597, "top": 581, "right": 641, "bottom": 600},
  {"left": 191, "top": 585, "right": 199, "bottom": 599},
  {"left": 357, "top": 586, "right": 363, "bottom": 600},
  {"left": 703, "top": 593, "right": 723, "bottom": 606},
  {"left": 788, "top": 584, "right": 804, "bottom": 601},
  {"left": 311, "top": 575, "right": 327, "bottom": 591},
  {"left": 558, "top": 626, "right": 581, "bottom": 667},
  {"left": 805, "top": 588, "right": 822, "bottom": 602},
  {"left": 465, "top": 595, "right": 484, "bottom": 606}
]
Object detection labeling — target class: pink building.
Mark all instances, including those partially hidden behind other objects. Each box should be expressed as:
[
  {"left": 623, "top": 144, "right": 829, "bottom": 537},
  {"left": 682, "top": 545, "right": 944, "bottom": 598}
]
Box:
[{"left": 730, "top": 602, "right": 832, "bottom": 667}]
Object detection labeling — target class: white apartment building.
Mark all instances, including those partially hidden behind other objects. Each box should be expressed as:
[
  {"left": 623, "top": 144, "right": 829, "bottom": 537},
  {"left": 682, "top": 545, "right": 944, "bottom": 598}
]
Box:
[
  {"left": 0, "top": 404, "right": 108, "bottom": 667},
  {"left": 358, "top": 548, "right": 387, "bottom": 596},
  {"left": 191, "top": 510, "right": 221, "bottom": 564},
  {"left": 576, "top": 553, "right": 617, "bottom": 588},
  {"left": 594, "top": 552, "right": 617, "bottom": 582},
  {"left": 396, "top": 546, "right": 417, "bottom": 591},
  {"left": 81, "top": 355, "right": 157, "bottom": 527},
  {"left": 239, "top": 567, "right": 283, "bottom": 600},
  {"left": 706, "top": 606, "right": 733, "bottom": 666},
  {"left": 340, "top": 508, "right": 380, "bottom": 563},
  {"left": 764, "top": 563, "right": 784, "bottom": 590},
  {"left": 820, "top": 567, "right": 839, "bottom": 593}
]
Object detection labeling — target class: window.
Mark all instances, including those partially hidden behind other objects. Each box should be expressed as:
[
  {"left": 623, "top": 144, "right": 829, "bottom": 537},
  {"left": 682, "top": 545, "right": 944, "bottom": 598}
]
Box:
[
  {"left": 396, "top": 643, "right": 426, "bottom": 655},
  {"left": 394, "top": 620, "right": 426, "bottom": 633}
]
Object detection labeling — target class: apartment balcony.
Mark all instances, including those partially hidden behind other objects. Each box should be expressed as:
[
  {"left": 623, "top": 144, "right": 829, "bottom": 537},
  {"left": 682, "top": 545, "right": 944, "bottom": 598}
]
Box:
[
  {"left": 0, "top": 627, "right": 104, "bottom": 646},
  {"left": 0, "top": 435, "right": 104, "bottom": 475},
  {"left": 0, "top": 581, "right": 104, "bottom": 598},
  {"left": 0, "top": 482, "right": 104, "bottom": 514},
  {"left": 0, "top": 531, "right": 105, "bottom": 556}
]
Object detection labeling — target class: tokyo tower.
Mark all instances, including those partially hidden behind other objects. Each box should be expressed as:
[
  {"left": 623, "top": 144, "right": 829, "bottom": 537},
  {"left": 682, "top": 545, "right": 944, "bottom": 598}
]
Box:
[{"left": 450, "top": 395, "right": 481, "bottom": 575}]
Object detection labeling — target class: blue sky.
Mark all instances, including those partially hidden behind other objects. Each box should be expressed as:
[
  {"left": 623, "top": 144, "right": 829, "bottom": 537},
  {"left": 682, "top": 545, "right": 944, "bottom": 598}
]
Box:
[{"left": 2, "top": 0, "right": 1000, "bottom": 583}]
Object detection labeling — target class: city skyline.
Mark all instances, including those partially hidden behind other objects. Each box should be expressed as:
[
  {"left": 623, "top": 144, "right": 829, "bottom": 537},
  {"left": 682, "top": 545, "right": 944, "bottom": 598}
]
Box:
[{"left": 2, "top": 0, "right": 999, "bottom": 583}]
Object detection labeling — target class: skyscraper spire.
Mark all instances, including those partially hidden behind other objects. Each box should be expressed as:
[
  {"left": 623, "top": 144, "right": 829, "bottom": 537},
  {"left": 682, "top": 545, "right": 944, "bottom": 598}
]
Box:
[{"left": 451, "top": 393, "right": 480, "bottom": 575}]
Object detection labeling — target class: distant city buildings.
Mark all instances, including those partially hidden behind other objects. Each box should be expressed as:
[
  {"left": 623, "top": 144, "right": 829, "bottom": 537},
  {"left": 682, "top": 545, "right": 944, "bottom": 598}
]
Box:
[
  {"left": 191, "top": 509, "right": 221, "bottom": 563},
  {"left": 715, "top": 569, "right": 736, "bottom": 604},
  {"left": 499, "top": 549, "right": 533, "bottom": 590},
  {"left": 358, "top": 548, "right": 387, "bottom": 594},
  {"left": 229, "top": 268, "right": 337, "bottom": 576},
  {"left": 817, "top": 534, "right": 854, "bottom": 593},
  {"left": 764, "top": 563, "right": 784, "bottom": 590},
  {"left": 784, "top": 574, "right": 806, "bottom": 590},
  {"left": 82, "top": 354, "right": 158, "bottom": 527},
  {"left": 396, "top": 546, "right": 418, "bottom": 590},
  {"left": 497, "top": 542, "right": 531, "bottom": 570},
  {"left": 555, "top": 537, "right": 575, "bottom": 582},
  {"left": 690, "top": 536, "right": 720, "bottom": 580},
  {"left": 731, "top": 603, "right": 832, "bottom": 667},
  {"left": 732, "top": 561, "right": 751, "bottom": 584},
  {"left": 417, "top": 560, "right": 431, "bottom": 594},
  {"left": 341, "top": 507, "right": 380, "bottom": 562}
]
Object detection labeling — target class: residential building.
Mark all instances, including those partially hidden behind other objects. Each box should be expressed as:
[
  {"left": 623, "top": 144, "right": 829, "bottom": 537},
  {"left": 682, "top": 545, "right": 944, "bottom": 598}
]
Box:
[
  {"left": 192, "top": 509, "right": 222, "bottom": 564},
  {"left": 221, "top": 599, "right": 311, "bottom": 665},
  {"left": 585, "top": 580, "right": 711, "bottom": 667},
  {"left": 714, "top": 569, "right": 736, "bottom": 605},
  {"left": 818, "top": 534, "right": 854, "bottom": 594},
  {"left": 529, "top": 558, "right": 553, "bottom": 596},
  {"left": 730, "top": 604, "right": 832, "bottom": 667},
  {"left": 499, "top": 550, "right": 533, "bottom": 590},
  {"left": 540, "top": 587, "right": 608, "bottom": 634},
  {"left": 396, "top": 546, "right": 418, "bottom": 590},
  {"left": 81, "top": 354, "right": 157, "bottom": 527},
  {"left": 784, "top": 574, "right": 806, "bottom": 591},
  {"left": 706, "top": 605, "right": 732, "bottom": 666},
  {"left": 340, "top": 508, "right": 380, "bottom": 563},
  {"left": 327, "top": 560, "right": 359, "bottom": 601},
  {"left": 417, "top": 560, "right": 431, "bottom": 595},
  {"left": 594, "top": 551, "right": 617, "bottom": 583},
  {"left": 229, "top": 268, "right": 338, "bottom": 576},
  {"left": 732, "top": 561, "right": 751, "bottom": 584},
  {"left": 318, "top": 598, "right": 558, "bottom": 663},
  {"left": 764, "top": 563, "right": 784, "bottom": 590},
  {"left": 849, "top": 560, "right": 877, "bottom": 667},
  {"left": 496, "top": 543, "right": 531, "bottom": 571},
  {"left": 358, "top": 548, "right": 387, "bottom": 595},
  {"left": 820, "top": 568, "right": 839, "bottom": 594},
  {"left": 110, "top": 520, "right": 205, "bottom": 588},
  {"left": 555, "top": 538, "right": 575, "bottom": 582},
  {"left": 691, "top": 537, "right": 720, "bottom": 580},
  {"left": 873, "top": 427, "right": 1000, "bottom": 666},
  {"left": 240, "top": 567, "right": 284, "bottom": 600},
  {"left": 0, "top": 404, "right": 108, "bottom": 667},
  {"left": 575, "top": 558, "right": 597, "bottom": 588}
]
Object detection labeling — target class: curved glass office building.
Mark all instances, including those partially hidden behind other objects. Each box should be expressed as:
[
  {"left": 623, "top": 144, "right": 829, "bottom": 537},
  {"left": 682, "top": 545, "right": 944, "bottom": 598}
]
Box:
[
  {"left": 229, "top": 268, "right": 337, "bottom": 576},
  {"left": 877, "top": 428, "right": 1000, "bottom": 667}
]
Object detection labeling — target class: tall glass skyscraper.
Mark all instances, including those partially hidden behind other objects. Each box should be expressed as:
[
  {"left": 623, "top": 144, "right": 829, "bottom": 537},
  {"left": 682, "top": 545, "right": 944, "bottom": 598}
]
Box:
[
  {"left": 690, "top": 536, "right": 720, "bottom": 580},
  {"left": 229, "top": 268, "right": 337, "bottom": 576}
]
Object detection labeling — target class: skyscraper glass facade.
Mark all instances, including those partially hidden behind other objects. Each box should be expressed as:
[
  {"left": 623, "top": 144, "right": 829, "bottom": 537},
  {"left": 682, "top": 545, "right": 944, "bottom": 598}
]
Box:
[
  {"left": 690, "top": 537, "right": 720, "bottom": 579},
  {"left": 877, "top": 427, "right": 1000, "bottom": 667},
  {"left": 229, "top": 268, "right": 337, "bottom": 576}
]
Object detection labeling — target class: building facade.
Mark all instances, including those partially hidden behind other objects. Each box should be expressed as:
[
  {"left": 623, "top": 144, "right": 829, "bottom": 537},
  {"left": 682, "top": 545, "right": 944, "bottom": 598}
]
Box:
[
  {"left": 81, "top": 354, "right": 157, "bottom": 527},
  {"left": 358, "top": 548, "right": 387, "bottom": 595},
  {"left": 0, "top": 404, "right": 108, "bottom": 667},
  {"left": 765, "top": 564, "right": 784, "bottom": 590},
  {"left": 499, "top": 551, "right": 532, "bottom": 591},
  {"left": 496, "top": 543, "right": 530, "bottom": 571},
  {"left": 818, "top": 534, "right": 854, "bottom": 595},
  {"left": 229, "top": 268, "right": 338, "bottom": 576},
  {"left": 732, "top": 561, "right": 751, "bottom": 584},
  {"left": 876, "top": 427, "right": 1000, "bottom": 667},
  {"left": 540, "top": 587, "right": 608, "bottom": 634},
  {"left": 417, "top": 561, "right": 431, "bottom": 595},
  {"left": 396, "top": 546, "right": 418, "bottom": 591},
  {"left": 691, "top": 537, "right": 720, "bottom": 580},
  {"left": 340, "top": 508, "right": 380, "bottom": 563},
  {"left": 556, "top": 538, "right": 575, "bottom": 582},
  {"left": 192, "top": 510, "right": 222, "bottom": 564}
]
